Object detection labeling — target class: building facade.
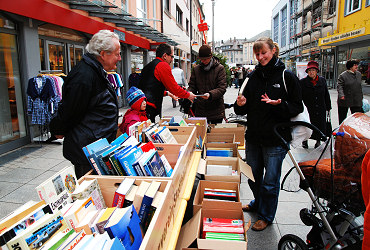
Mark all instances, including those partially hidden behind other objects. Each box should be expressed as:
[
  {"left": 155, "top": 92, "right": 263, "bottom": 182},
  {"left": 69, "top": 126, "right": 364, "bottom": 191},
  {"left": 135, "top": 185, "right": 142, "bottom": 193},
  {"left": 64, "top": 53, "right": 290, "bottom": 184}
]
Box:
[
  {"left": 214, "top": 38, "right": 247, "bottom": 67},
  {"left": 272, "top": 0, "right": 337, "bottom": 86},
  {"left": 190, "top": 0, "right": 206, "bottom": 63},
  {"left": 319, "top": 0, "right": 370, "bottom": 85},
  {"left": 0, "top": 0, "right": 178, "bottom": 154}
]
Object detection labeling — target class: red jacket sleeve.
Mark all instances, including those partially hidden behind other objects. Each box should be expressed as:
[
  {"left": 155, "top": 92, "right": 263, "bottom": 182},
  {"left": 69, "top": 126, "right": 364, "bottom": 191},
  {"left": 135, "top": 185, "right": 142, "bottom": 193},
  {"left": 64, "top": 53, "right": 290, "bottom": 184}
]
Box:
[{"left": 154, "top": 61, "right": 190, "bottom": 99}]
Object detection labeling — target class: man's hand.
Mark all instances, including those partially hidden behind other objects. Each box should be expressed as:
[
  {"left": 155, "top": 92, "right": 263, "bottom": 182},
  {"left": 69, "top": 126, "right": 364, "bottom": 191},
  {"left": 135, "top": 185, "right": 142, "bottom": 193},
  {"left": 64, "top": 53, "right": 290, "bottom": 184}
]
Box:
[
  {"left": 168, "top": 92, "right": 179, "bottom": 101},
  {"left": 188, "top": 92, "right": 196, "bottom": 102},
  {"left": 261, "top": 94, "right": 281, "bottom": 105},
  {"left": 200, "top": 93, "right": 210, "bottom": 99},
  {"left": 236, "top": 95, "right": 246, "bottom": 106}
]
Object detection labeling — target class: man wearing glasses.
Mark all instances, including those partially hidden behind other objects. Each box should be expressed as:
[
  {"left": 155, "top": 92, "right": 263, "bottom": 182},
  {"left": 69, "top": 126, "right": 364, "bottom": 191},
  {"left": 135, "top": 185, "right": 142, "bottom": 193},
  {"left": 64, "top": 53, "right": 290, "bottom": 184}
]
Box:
[{"left": 138, "top": 43, "right": 195, "bottom": 122}]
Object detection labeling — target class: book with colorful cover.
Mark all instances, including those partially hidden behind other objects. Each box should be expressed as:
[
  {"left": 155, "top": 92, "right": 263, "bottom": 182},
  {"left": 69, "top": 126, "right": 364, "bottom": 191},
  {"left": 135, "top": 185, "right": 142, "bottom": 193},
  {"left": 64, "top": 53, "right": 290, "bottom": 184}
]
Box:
[
  {"left": 97, "top": 145, "right": 121, "bottom": 175},
  {"left": 131, "top": 153, "right": 149, "bottom": 176},
  {"left": 0, "top": 204, "right": 52, "bottom": 247},
  {"left": 35, "top": 166, "right": 78, "bottom": 212},
  {"left": 139, "top": 141, "right": 156, "bottom": 153},
  {"left": 71, "top": 179, "right": 106, "bottom": 210},
  {"left": 111, "top": 133, "right": 129, "bottom": 146},
  {"left": 138, "top": 181, "right": 160, "bottom": 226},
  {"left": 157, "top": 126, "right": 178, "bottom": 144},
  {"left": 117, "top": 147, "right": 143, "bottom": 176},
  {"left": 205, "top": 232, "right": 245, "bottom": 241},
  {"left": 202, "top": 218, "right": 244, "bottom": 238},
  {"left": 39, "top": 227, "right": 75, "bottom": 250},
  {"left": 74, "top": 210, "right": 100, "bottom": 235},
  {"left": 88, "top": 146, "right": 111, "bottom": 175},
  {"left": 63, "top": 196, "right": 97, "bottom": 230},
  {"left": 160, "top": 154, "right": 173, "bottom": 177},
  {"left": 143, "top": 191, "right": 163, "bottom": 233},
  {"left": 83, "top": 138, "right": 110, "bottom": 175},
  {"left": 146, "top": 150, "right": 167, "bottom": 177},
  {"left": 94, "top": 207, "right": 116, "bottom": 234},
  {"left": 112, "top": 178, "right": 135, "bottom": 208},
  {"left": 206, "top": 148, "right": 233, "bottom": 157},
  {"left": 102, "top": 144, "right": 127, "bottom": 176},
  {"left": 203, "top": 189, "right": 237, "bottom": 202},
  {"left": 56, "top": 229, "right": 86, "bottom": 250},
  {"left": 6, "top": 212, "right": 67, "bottom": 250}
]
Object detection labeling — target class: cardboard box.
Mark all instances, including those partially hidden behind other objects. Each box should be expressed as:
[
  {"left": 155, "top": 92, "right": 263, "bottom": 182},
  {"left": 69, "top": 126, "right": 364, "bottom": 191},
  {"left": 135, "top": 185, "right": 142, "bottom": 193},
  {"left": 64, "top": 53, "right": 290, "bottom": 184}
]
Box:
[
  {"left": 197, "top": 157, "right": 254, "bottom": 183},
  {"left": 203, "top": 142, "right": 240, "bottom": 158},
  {"left": 205, "top": 133, "right": 235, "bottom": 144},
  {"left": 176, "top": 200, "right": 250, "bottom": 250},
  {"left": 209, "top": 124, "right": 245, "bottom": 146},
  {"left": 193, "top": 180, "right": 240, "bottom": 216},
  {"left": 160, "top": 117, "right": 207, "bottom": 144}
]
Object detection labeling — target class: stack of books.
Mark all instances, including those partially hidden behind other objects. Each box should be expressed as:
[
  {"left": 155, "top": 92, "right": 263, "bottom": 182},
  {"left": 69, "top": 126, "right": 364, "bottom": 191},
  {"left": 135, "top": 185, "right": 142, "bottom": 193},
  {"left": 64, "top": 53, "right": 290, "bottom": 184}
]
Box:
[
  {"left": 82, "top": 133, "right": 173, "bottom": 177},
  {"left": 202, "top": 217, "right": 245, "bottom": 241},
  {"left": 128, "top": 120, "right": 152, "bottom": 141},
  {"left": 143, "top": 124, "right": 178, "bottom": 144},
  {"left": 203, "top": 188, "right": 237, "bottom": 202}
]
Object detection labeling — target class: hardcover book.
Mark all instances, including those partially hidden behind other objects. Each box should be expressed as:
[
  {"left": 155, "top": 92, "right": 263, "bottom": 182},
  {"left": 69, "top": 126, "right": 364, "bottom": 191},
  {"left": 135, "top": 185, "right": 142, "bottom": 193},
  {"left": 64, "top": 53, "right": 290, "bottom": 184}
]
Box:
[
  {"left": 71, "top": 179, "right": 106, "bottom": 210},
  {"left": 146, "top": 150, "right": 167, "bottom": 177},
  {"left": 122, "top": 185, "right": 138, "bottom": 208},
  {"left": 112, "top": 178, "right": 135, "bottom": 208},
  {"left": 142, "top": 191, "right": 163, "bottom": 232},
  {"left": 35, "top": 166, "right": 78, "bottom": 212},
  {"left": 132, "top": 181, "right": 151, "bottom": 214},
  {"left": 117, "top": 147, "right": 143, "bottom": 176},
  {"left": 138, "top": 181, "right": 160, "bottom": 225},
  {"left": 6, "top": 212, "right": 67, "bottom": 250}
]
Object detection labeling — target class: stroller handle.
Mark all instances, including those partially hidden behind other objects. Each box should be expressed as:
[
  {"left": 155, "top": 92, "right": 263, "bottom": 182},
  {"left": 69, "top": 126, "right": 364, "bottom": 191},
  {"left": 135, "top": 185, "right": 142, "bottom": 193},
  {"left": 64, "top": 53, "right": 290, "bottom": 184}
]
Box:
[{"left": 273, "top": 121, "right": 327, "bottom": 150}]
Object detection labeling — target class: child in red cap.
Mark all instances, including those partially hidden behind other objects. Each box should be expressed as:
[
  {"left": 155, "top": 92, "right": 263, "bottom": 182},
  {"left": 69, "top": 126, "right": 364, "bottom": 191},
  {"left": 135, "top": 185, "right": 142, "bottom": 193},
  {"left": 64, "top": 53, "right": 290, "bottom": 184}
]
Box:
[{"left": 119, "top": 86, "right": 148, "bottom": 135}]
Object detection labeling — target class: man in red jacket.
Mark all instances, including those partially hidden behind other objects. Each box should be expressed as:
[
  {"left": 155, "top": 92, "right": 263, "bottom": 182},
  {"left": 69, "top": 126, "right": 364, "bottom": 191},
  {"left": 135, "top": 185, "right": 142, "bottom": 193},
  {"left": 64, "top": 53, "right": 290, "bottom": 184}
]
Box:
[{"left": 138, "top": 43, "right": 195, "bottom": 122}]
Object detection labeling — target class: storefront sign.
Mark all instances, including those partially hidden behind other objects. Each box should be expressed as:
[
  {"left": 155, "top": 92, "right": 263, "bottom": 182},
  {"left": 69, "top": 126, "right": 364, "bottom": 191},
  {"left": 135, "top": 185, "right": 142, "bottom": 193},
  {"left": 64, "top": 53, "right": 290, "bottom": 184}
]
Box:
[
  {"left": 114, "top": 29, "right": 125, "bottom": 42},
  {"left": 319, "top": 27, "right": 365, "bottom": 46}
]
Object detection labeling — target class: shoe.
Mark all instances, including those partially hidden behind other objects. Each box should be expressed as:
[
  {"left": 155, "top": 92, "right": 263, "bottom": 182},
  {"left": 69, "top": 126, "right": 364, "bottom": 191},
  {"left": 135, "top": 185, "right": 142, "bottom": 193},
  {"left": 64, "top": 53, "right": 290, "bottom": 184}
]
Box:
[
  {"left": 302, "top": 140, "right": 308, "bottom": 149},
  {"left": 251, "top": 220, "right": 269, "bottom": 231},
  {"left": 242, "top": 205, "right": 253, "bottom": 212},
  {"left": 314, "top": 141, "right": 320, "bottom": 148}
]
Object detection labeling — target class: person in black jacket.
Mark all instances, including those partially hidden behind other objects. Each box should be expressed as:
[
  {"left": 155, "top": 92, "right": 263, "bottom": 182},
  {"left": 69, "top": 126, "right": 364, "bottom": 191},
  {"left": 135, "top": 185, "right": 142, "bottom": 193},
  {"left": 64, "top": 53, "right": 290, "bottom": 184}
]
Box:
[
  {"left": 50, "top": 30, "right": 121, "bottom": 178},
  {"left": 234, "top": 37, "right": 302, "bottom": 231},
  {"left": 300, "top": 61, "right": 331, "bottom": 148}
]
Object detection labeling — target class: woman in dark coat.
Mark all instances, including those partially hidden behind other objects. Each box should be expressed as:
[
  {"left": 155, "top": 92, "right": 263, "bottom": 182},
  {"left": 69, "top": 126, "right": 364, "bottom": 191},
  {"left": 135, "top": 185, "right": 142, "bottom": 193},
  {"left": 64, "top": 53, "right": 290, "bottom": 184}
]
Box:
[{"left": 300, "top": 60, "right": 331, "bottom": 148}]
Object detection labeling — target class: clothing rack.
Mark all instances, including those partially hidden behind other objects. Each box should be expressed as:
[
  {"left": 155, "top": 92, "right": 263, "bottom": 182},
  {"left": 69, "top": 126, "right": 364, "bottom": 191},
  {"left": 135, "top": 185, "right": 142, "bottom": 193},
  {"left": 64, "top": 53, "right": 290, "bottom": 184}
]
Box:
[{"left": 28, "top": 72, "right": 65, "bottom": 145}]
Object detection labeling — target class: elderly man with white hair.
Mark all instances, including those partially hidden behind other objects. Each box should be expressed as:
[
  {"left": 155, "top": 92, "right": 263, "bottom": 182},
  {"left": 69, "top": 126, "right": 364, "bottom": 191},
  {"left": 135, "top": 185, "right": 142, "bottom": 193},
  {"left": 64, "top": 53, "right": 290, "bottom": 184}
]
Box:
[{"left": 50, "top": 30, "right": 121, "bottom": 178}]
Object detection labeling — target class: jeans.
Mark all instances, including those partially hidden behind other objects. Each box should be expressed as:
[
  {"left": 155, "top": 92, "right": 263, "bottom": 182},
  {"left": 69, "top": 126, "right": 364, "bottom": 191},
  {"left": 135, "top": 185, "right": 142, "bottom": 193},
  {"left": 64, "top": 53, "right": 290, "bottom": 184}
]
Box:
[{"left": 246, "top": 143, "right": 287, "bottom": 223}]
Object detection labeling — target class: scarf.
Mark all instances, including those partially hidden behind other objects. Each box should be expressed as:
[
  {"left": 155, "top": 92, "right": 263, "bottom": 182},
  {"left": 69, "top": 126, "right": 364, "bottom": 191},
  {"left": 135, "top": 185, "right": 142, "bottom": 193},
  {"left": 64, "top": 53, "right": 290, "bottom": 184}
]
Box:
[
  {"left": 310, "top": 75, "right": 319, "bottom": 86},
  {"left": 201, "top": 57, "right": 214, "bottom": 71}
]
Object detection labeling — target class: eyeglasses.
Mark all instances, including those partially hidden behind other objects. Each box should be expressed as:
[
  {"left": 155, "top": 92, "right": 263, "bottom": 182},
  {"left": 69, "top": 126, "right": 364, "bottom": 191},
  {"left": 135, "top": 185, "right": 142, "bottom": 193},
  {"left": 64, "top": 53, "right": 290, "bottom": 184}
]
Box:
[{"left": 167, "top": 53, "right": 174, "bottom": 59}]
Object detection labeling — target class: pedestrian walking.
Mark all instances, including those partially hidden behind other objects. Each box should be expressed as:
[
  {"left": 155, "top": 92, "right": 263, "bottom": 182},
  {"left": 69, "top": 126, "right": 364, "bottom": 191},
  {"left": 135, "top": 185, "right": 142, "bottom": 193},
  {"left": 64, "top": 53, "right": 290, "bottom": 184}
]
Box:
[
  {"left": 300, "top": 60, "right": 331, "bottom": 148},
  {"left": 171, "top": 62, "right": 187, "bottom": 108},
  {"left": 50, "top": 30, "right": 120, "bottom": 178},
  {"left": 337, "top": 60, "right": 364, "bottom": 124},
  {"left": 187, "top": 45, "right": 227, "bottom": 124},
  {"left": 138, "top": 43, "right": 195, "bottom": 122},
  {"left": 234, "top": 37, "right": 302, "bottom": 231}
]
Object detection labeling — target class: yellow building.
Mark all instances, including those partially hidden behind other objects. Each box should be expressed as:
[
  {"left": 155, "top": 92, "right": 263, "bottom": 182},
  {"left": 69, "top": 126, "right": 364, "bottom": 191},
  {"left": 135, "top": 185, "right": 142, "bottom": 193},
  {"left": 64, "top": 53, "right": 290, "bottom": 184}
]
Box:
[{"left": 319, "top": 0, "right": 370, "bottom": 84}]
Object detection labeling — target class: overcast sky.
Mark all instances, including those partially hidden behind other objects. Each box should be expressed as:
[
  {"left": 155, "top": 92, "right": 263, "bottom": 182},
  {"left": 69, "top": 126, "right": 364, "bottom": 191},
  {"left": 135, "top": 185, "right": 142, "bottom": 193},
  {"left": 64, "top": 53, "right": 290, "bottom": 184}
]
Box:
[{"left": 199, "top": 0, "right": 281, "bottom": 42}]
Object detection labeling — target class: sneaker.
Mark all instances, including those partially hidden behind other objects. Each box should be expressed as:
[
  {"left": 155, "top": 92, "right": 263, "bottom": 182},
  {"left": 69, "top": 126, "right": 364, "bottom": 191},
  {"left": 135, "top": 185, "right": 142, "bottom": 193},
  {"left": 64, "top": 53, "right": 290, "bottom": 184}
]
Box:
[{"left": 302, "top": 140, "right": 308, "bottom": 149}]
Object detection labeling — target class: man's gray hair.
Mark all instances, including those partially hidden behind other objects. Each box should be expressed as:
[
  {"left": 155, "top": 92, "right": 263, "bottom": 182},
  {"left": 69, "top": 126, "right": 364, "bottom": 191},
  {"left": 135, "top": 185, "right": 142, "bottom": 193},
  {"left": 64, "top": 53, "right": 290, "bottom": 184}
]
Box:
[{"left": 86, "top": 30, "right": 120, "bottom": 57}]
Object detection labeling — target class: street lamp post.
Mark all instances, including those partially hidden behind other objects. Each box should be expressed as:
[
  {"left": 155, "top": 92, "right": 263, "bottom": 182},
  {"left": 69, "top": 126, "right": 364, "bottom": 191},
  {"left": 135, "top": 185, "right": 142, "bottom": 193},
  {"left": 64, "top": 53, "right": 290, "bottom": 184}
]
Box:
[{"left": 212, "top": 0, "right": 215, "bottom": 53}]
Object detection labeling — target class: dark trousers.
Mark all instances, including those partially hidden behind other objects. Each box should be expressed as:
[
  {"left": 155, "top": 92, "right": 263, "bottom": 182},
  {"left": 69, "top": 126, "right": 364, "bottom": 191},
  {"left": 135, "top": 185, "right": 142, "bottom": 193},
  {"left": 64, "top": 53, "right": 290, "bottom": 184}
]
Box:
[
  {"left": 338, "top": 106, "right": 363, "bottom": 125},
  {"left": 146, "top": 105, "right": 160, "bottom": 123}
]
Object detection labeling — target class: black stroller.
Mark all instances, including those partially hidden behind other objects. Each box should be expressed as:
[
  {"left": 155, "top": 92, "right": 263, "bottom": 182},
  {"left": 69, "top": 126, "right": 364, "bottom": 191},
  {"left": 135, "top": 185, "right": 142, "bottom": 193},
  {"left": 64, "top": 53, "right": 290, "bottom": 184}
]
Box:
[{"left": 274, "top": 120, "right": 365, "bottom": 250}]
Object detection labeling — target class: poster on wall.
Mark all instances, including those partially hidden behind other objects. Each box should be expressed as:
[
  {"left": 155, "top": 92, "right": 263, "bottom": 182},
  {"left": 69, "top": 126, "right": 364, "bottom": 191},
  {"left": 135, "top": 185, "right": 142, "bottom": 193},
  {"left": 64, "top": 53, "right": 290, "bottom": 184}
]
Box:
[{"left": 296, "top": 61, "right": 309, "bottom": 79}]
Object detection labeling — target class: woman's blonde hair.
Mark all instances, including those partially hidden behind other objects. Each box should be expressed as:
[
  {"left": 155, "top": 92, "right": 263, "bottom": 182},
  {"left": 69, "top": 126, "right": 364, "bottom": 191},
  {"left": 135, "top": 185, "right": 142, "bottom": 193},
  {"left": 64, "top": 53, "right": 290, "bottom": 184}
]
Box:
[
  {"left": 273, "top": 42, "right": 280, "bottom": 58},
  {"left": 253, "top": 37, "right": 275, "bottom": 54}
]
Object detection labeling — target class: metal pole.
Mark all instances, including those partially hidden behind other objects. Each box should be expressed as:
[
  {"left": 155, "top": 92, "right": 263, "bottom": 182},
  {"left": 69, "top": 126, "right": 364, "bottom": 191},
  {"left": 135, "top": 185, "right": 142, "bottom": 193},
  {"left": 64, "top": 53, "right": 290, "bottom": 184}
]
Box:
[{"left": 212, "top": 0, "right": 215, "bottom": 52}]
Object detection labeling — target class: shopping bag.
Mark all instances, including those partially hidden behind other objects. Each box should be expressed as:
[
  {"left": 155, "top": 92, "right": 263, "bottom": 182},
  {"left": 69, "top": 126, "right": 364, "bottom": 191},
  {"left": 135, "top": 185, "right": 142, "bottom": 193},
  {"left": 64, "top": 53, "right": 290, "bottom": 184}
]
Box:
[{"left": 363, "top": 99, "right": 370, "bottom": 113}]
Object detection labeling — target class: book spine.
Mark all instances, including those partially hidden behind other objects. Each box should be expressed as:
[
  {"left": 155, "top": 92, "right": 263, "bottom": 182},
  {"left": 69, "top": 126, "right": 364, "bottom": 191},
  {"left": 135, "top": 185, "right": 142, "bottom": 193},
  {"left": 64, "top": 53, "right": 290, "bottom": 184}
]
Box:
[
  {"left": 65, "top": 213, "right": 79, "bottom": 229},
  {"left": 96, "top": 220, "right": 108, "bottom": 234},
  {"left": 143, "top": 163, "right": 153, "bottom": 176},
  {"left": 118, "top": 158, "right": 138, "bottom": 176},
  {"left": 138, "top": 196, "right": 152, "bottom": 224},
  {"left": 103, "top": 157, "right": 118, "bottom": 175},
  {"left": 112, "top": 192, "right": 125, "bottom": 208},
  {"left": 110, "top": 156, "right": 126, "bottom": 176},
  {"left": 88, "top": 156, "right": 103, "bottom": 176},
  {"left": 122, "top": 199, "right": 133, "bottom": 208},
  {"left": 64, "top": 230, "right": 86, "bottom": 250},
  {"left": 97, "top": 156, "right": 111, "bottom": 176},
  {"left": 132, "top": 162, "right": 145, "bottom": 176},
  {"left": 143, "top": 206, "right": 156, "bottom": 233}
]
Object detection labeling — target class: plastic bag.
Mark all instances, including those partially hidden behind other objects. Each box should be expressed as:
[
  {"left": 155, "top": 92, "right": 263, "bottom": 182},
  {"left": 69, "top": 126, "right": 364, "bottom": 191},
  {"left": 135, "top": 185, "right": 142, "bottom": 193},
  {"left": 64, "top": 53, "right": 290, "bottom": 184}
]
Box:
[
  {"left": 363, "top": 99, "right": 370, "bottom": 113},
  {"left": 290, "top": 104, "right": 313, "bottom": 148}
]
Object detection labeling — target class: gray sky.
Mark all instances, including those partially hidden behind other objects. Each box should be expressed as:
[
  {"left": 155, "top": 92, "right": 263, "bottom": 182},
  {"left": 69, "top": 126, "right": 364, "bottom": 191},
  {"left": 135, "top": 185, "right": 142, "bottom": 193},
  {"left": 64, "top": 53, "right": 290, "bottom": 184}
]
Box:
[{"left": 199, "top": 0, "right": 280, "bottom": 42}]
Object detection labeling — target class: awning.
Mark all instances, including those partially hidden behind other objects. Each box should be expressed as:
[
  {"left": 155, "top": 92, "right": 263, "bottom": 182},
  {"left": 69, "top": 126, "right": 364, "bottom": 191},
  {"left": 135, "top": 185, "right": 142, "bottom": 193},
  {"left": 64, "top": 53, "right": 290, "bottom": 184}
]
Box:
[
  {"left": 60, "top": 0, "right": 178, "bottom": 46},
  {"left": 319, "top": 27, "right": 369, "bottom": 46}
]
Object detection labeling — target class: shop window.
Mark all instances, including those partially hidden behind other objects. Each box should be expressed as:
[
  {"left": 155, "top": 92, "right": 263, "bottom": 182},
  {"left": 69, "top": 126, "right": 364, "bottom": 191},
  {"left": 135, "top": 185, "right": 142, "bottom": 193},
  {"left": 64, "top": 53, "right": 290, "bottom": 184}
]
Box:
[
  {"left": 345, "top": 0, "right": 362, "bottom": 15},
  {"left": 0, "top": 32, "right": 27, "bottom": 144},
  {"left": 273, "top": 15, "right": 279, "bottom": 43},
  {"left": 366, "top": 0, "right": 370, "bottom": 6},
  {"left": 281, "top": 6, "right": 287, "bottom": 47},
  {"left": 328, "top": 0, "right": 336, "bottom": 15},
  {"left": 176, "top": 5, "right": 183, "bottom": 26},
  {"left": 164, "top": 0, "right": 170, "bottom": 12},
  {"left": 68, "top": 45, "right": 84, "bottom": 70},
  {"left": 0, "top": 15, "right": 15, "bottom": 30},
  {"left": 46, "top": 41, "right": 65, "bottom": 73}
]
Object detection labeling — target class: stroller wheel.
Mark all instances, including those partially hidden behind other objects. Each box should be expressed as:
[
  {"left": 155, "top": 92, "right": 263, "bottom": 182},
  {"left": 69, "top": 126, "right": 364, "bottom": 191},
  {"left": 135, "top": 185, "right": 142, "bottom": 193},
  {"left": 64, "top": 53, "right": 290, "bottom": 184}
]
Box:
[{"left": 278, "top": 234, "right": 308, "bottom": 250}]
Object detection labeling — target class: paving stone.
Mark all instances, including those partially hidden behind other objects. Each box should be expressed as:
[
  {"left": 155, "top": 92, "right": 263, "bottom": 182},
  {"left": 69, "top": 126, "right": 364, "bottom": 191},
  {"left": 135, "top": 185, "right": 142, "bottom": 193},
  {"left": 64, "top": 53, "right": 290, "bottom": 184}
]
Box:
[
  {"left": 275, "top": 201, "right": 308, "bottom": 225},
  {"left": 0, "top": 183, "right": 40, "bottom": 204},
  {"left": 0, "top": 168, "right": 44, "bottom": 183},
  {"left": 0, "top": 181, "right": 23, "bottom": 199},
  {"left": 0, "top": 201, "right": 25, "bottom": 221},
  {"left": 247, "top": 223, "right": 281, "bottom": 250},
  {"left": 277, "top": 224, "right": 311, "bottom": 245},
  {"left": 22, "top": 157, "right": 64, "bottom": 170},
  {"left": 30, "top": 170, "right": 59, "bottom": 184}
]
